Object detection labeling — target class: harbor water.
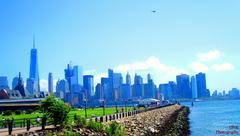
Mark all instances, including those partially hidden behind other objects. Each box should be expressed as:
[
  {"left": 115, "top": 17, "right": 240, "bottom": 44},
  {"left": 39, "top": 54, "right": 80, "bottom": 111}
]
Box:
[{"left": 182, "top": 100, "right": 240, "bottom": 136}]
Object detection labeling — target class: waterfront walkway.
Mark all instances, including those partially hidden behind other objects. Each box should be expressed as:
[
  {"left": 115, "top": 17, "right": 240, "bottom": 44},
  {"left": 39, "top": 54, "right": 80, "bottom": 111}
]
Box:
[{"left": 0, "top": 126, "right": 55, "bottom": 136}]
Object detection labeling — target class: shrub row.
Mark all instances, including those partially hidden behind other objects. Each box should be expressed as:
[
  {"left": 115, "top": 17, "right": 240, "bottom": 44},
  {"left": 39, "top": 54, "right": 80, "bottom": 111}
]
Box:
[
  {"left": 73, "top": 115, "right": 125, "bottom": 136},
  {"left": 166, "top": 106, "right": 190, "bottom": 136}
]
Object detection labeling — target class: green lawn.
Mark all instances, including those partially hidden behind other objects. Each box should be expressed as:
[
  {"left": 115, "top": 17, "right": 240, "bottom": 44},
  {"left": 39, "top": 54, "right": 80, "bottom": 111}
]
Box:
[
  {"left": 0, "top": 107, "right": 134, "bottom": 120},
  {"left": 70, "top": 107, "right": 134, "bottom": 118},
  {"left": 0, "top": 107, "right": 136, "bottom": 127}
]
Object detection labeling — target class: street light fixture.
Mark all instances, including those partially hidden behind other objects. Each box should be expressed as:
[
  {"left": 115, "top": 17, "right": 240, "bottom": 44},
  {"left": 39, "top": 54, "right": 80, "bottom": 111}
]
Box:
[
  {"left": 99, "top": 99, "right": 105, "bottom": 116},
  {"left": 115, "top": 99, "right": 118, "bottom": 113},
  {"left": 83, "top": 97, "right": 87, "bottom": 118},
  {"left": 124, "top": 99, "right": 127, "bottom": 112},
  {"left": 114, "top": 89, "right": 118, "bottom": 113}
]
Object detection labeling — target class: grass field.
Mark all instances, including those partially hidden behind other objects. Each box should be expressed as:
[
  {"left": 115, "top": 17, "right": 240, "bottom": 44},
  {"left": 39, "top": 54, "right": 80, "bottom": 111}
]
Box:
[
  {"left": 0, "top": 107, "right": 136, "bottom": 127},
  {"left": 0, "top": 107, "right": 134, "bottom": 120}
]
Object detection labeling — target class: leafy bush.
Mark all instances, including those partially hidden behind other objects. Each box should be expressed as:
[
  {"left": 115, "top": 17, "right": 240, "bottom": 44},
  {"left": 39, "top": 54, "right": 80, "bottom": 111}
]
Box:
[
  {"left": 39, "top": 96, "right": 71, "bottom": 129},
  {"left": 3, "top": 110, "right": 12, "bottom": 116},
  {"left": 25, "top": 109, "right": 34, "bottom": 114},
  {"left": 45, "top": 131, "right": 58, "bottom": 136},
  {"left": 75, "top": 115, "right": 87, "bottom": 128},
  {"left": 15, "top": 110, "right": 21, "bottom": 115},
  {"left": 105, "top": 121, "right": 125, "bottom": 136},
  {"left": 64, "top": 118, "right": 73, "bottom": 131},
  {"left": 87, "top": 119, "right": 104, "bottom": 132},
  {"left": 39, "top": 95, "right": 56, "bottom": 112},
  {"left": 64, "top": 131, "right": 81, "bottom": 136}
]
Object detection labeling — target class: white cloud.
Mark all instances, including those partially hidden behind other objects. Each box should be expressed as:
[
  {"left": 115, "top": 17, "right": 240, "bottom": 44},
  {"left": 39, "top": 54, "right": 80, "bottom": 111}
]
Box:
[
  {"left": 94, "top": 73, "right": 107, "bottom": 85},
  {"left": 84, "top": 69, "right": 97, "bottom": 75},
  {"left": 197, "top": 50, "right": 222, "bottom": 62},
  {"left": 40, "top": 79, "right": 58, "bottom": 92},
  {"left": 95, "top": 56, "right": 188, "bottom": 84},
  {"left": 188, "top": 62, "right": 209, "bottom": 73},
  {"left": 211, "top": 62, "right": 234, "bottom": 72},
  {"left": 53, "top": 79, "right": 58, "bottom": 91},
  {"left": 40, "top": 79, "right": 48, "bottom": 92}
]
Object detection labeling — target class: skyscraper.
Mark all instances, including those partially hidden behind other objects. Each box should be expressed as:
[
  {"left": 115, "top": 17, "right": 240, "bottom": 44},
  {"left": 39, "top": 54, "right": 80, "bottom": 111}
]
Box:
[
  {"left": 132, "top": 74, "right": 144, "bottom": 99},
  {"left": 83, "top": 75, "right": 94, "bottom": 100},
  {"left": 12, "top": 76, "right": 19, "bottom": 90},
  {"left": 95, "top": 83, "right": 103, "bottom": 100},
  {"left": 196, "top": 72, "right": 207, "bottom": 98},
  {"left": 0, "top": 76, "right": 9, "bottom": 90},
  {"left": 29, "top": 38, "right": 40, "bottom": 95},
  {"left": 134, "top": 74, "right": 143, "bottom": 85},
  {"left": 48, "top": 73, "right": 53, "bottom": 94},
  {"left": 159, "top": 83, "right": 169, "bottom": 100},
  {"left": 147, "top": 74, "right": 151, "bottom": 82},
  {"left": 120, "top": 73, "right": 131, "bottom": 100},
  {"left": 126, "top": 72, "right": 131, "bottom": 85},
  {"left": 64, "top": 63, "right": 84, "bottom": 107},
  {"left": 144, "top": 74, "right": 155, "bottom": 98},
  {"left": 121, "top": 84, "right": 131, "bottom": 100},
  {"left": 101, "top": 77, "right": 108, "bottom": 100},
  {"left": 56, "top": 79, "right": 69, "bottom": 100},
  {"left": 108, "top": 69, "right": 114, "bottom": 101},
  {"left": 176, "top": 74, "right": 191, "bottom": 99},
  {"left": 26, "top": 78, "right": 37, "bottom": 96},
  {"left": 72, "top": 66, "right": 83, "bottom": 87},
  {"left": 69, "top": 65, "right": 83, "bottom": 94},
  {"left": 191, "top": 76, "right": 198, "bottom": 99},
  {"left": 64, "top": 64, "right": 74, "bottom": 91},
  {"left": 113, "top": 73, "right": 123, "bottom": 100},
  {"left": 168, "top": 81, "right": 177, "bottom": 99},
  {"left": 229, "top": 88, "right": 240, "bottom": 98},
  {"left": 14, "top": 72, "right": 25, "bottom": 97}
]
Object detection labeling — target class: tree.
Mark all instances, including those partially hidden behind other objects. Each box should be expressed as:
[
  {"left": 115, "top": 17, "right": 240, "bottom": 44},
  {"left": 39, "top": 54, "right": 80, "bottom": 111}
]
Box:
[
  {"left": 39, "top": 95, "right": 56, "bottom": 113},
  {"left": 49, "top": 100, "right": 71, "bottom": 128},
  {"left": 3, "top": 110, "right": 12, "bottom": 116},
  {"left": 15, "top": 110, "right": 21, "bottom": 115},
  {"left": 39, "top": 96, "right": 71, "bottom": 129}
]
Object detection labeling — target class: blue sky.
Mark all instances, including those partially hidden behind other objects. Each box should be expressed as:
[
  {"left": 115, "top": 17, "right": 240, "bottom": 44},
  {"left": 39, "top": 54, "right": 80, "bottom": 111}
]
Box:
[{"left": 0, "top": 0, "right": 239, "bottom": 92}]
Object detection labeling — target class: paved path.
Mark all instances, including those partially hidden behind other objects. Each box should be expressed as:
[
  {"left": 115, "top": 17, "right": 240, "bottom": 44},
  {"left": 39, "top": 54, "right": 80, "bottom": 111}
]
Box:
[{"left": 0, "top": 126, "right": 53, "bottom": 136}]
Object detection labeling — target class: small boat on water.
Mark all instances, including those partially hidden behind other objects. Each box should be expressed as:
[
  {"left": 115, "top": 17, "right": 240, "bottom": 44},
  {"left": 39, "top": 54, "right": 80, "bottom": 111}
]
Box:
[{"left": 194, "top": 99, "right": 204, "bottom": 102}]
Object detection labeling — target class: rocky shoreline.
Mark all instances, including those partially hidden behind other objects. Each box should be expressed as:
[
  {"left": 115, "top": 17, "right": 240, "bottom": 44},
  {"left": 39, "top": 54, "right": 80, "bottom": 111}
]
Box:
[{"left": 109, "top": 104, "right": 190, "bottom": 136}]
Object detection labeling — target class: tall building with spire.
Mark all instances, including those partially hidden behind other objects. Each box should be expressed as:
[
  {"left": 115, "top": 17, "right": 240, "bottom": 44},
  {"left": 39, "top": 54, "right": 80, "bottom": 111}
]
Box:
[
  {"left": 14, "top": 72, "right": 25, "bottom": 97},
  {"left": 144, "top": 73, "right": 155, "bottom": 98},
  {"left": 126, "top": 72, "right": 131, "bottom": 85},
  {"left": 28, "top": 37, "right": 40, "bottom": 95},
  {"left": 120, "top": 73, "right": 131, "bottom": 100}
]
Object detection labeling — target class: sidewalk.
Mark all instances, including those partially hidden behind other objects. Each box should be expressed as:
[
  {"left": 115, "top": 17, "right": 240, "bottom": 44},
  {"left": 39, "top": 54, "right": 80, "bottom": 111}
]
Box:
[{"left": 0, "top": 126, "right": 53, "bottom": 136}]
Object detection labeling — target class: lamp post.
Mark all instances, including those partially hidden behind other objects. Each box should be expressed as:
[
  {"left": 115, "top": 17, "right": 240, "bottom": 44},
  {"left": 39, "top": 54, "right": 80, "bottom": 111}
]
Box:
[
  {"left": 124, "top": 100, "right": 127, "bottom": 112},
  {"left": 115, "top": 99, "right": 118, "bottom": 113},
  {"left": 84, "top": 97, "right": 87, "bottom": 118},
  {"left": 103, "top": 100, "right": 105, "bottom": 116},
  {"left": 114, "top": 89, "right": 118, "bottom": 113},
  {"left": 100, "top": 99, "right": 105, "bottom": 116},
  {"left": 132, "top": 99, "right": 136, "bottom": 110}
]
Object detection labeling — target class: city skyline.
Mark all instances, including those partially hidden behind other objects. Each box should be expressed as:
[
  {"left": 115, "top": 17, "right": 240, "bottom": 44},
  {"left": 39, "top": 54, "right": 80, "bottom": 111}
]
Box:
[
  {"left": 0, "top": 1, "right": 240, "bottom": 92},
  {"left": 0, "top": 41, "right": 237, "bottom": 93}
]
